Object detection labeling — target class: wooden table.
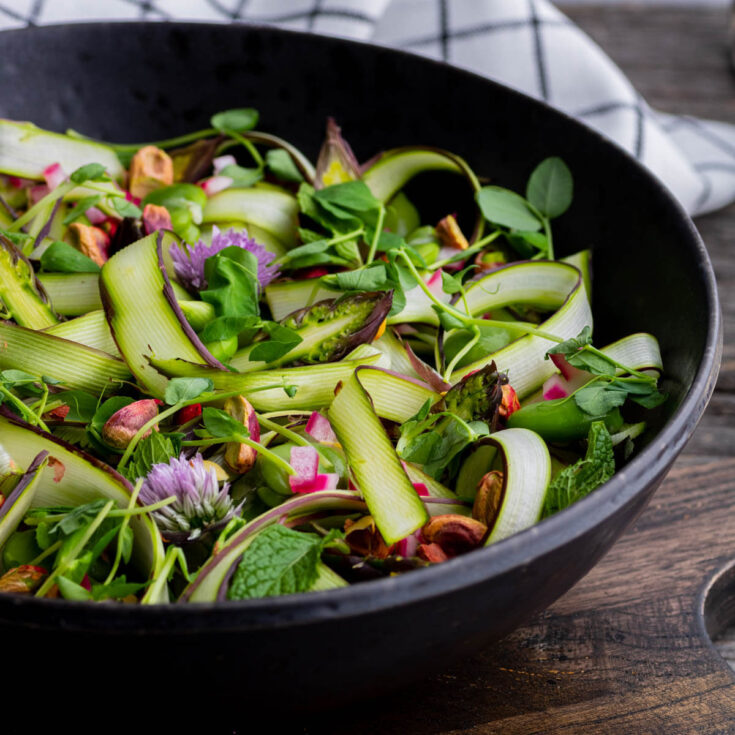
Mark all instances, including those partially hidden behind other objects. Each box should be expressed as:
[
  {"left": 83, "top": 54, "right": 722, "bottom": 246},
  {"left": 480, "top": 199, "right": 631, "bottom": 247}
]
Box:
[{"left": 297, "top": 6, "right": 735, "bottom": 734}]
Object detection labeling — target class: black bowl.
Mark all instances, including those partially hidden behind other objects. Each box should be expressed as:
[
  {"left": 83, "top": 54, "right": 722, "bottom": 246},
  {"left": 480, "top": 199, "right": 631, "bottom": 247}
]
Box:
[{"left": 0, "top": 22, "right": 721, "bottom": 715}]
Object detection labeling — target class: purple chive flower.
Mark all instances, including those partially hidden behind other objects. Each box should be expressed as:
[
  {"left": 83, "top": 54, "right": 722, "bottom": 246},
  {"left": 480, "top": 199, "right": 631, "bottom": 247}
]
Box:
[
  {"left": 139, "top": 453, "right": 240, "bottom": 542},
  {"left": 169, "top": 226, "right": 281, "bottom": 292}
]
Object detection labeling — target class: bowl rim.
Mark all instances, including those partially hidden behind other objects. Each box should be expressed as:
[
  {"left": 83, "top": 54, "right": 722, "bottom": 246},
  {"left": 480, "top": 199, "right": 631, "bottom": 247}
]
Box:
[{"left": 0, "top": 20, "right": 722, "bottom": 629}]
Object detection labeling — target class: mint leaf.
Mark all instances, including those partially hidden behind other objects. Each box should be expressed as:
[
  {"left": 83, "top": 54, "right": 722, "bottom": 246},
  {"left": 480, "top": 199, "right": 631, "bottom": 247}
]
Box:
[
  {"left": 164, "top": 377, "right": 213, "bottom": 405},
  {"left": 542, "top": 422, "right": 614, "bottom": 517},
  {"left": 227, "top": 525, "right": 335, "bottom": 599},
  {"left": 526, "top": 157, "right": 573, "bottom": 219},
  {"left": 476, "top": 186, "right": 542, "bottom": 231}
]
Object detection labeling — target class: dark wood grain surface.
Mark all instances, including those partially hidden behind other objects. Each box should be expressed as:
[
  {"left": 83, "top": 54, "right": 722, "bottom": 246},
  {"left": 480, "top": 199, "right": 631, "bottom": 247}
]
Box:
[{"left": 298, "top": 6, "right": 735, "bottom": 734}]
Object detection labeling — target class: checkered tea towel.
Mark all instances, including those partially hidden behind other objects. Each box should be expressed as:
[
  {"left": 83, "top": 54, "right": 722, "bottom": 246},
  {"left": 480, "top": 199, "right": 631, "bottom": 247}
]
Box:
[{"left": 2, "top": 0, "right": 733, "bottom": 215}]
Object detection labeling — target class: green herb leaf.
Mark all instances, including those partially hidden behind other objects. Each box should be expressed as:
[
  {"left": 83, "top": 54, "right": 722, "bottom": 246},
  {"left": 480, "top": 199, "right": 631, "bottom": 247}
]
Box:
[
  {"left": 53, "top": 390, "right": 98, "bottom": 422},
  {"left": 265, "top": 149, "right": 304, "bottom": 183},
  {"left": 227, "top": 525, "right": 339, "bottom": 599},
  {"left": 92, "top": 576, "right": 147, "bottom": 601},
  {"left": 210, "top": 108, "right": 259, "bottom": 133},
  {"left": 201, "top": 247, "right": 260, "bottom": 318},
  {"left": 199, "top": 315, "right": 260, "bottom": 343},
  {"left": 546, "top": 326, "right": 592, "bottom": 358},
  {"left": 250, "top": 323, "right": 303, "bottom": 363},
  {"left": 432, "top": 305, "right": 466, "bottom": 331},
  {"left": 56, "top": 575, "right": 93, "bottom": 601},
  {"left": 219, "top": 164, "right": 263, "bottom": 188},
  {"left": 202, "top": 406, "right": 248, "bottom": 438},
  {"left": 313, "top": 181, "right": 380, "bottom": 214},
  {"left": 440, "top": 270, "right": 463, "bottom": 295},
  {"left": 123, "top": 431, "right": 180, "bottom": 481},
  {"left": 62, "top": 195, "right": 103, "bottom": 225},
  {"left": 323, "top": 264, "right": 389, "bottom": 292},
  {"left": 39, "top": 241, "right": 101, "bottom": 273},
  {"left": 164, "top": 377, "right": 213, "bottom": 406},
  {"left": 70, "top": 163, "right": 107, "bottom": 185},
  {"left": 526, "top": 157, "right": 573, "bottom": 219},
  {"left": 542, "top": 421, "right": 614, "bottom": 517},
  {"left": 112, "top": 197, "right": 143, "bottom": 219},
  {"left": 505, "top": 229, "right": 549, "bottom": 259},
  {"left": 476, "top": 186, "right": 542, "bottom": 231},
  {"left": 573, "top": 382, "right": 628, "bottom": 416}
]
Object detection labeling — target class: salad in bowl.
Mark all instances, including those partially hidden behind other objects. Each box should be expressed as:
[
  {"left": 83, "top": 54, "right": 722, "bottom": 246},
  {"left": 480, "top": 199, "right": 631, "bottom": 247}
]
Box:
[{"left": 0, "top": 109, "right": 665, "bottom": 604}]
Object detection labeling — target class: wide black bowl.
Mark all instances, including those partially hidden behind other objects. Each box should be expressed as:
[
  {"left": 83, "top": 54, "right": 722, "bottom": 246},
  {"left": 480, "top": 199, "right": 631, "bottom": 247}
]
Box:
[{"left": 0, "top": 22, "right": 721, "bottom": 715}]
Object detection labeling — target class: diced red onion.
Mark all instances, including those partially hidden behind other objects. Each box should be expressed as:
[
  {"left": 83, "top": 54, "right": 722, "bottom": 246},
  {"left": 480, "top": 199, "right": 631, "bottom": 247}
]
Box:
[
  {"left": 412, "top": 482, "right": 430, "bottom": 497},
  {"left": 542, "top": 375, "right": 570, "bottom": 400},
  {"left": 212, "top": 155, "right": 237, "bottom": 174},
  {"left": 43, "top": 163, "right": 65, "bottom": 190},
  {"left": 305, "top": 412, "right": 338, "bottom": 444},
  {"left": 200, "top": 175, "right": 233, "bottom": 197},
  {"left": 395, "top": 530, "right": 421, "bottom": 557},
  {"left": 29, "top": 184, "right": 50, "bottom": 205},
  {"left": 288, "top": 445, "right": 319, "bottom": 492},
  {"left": 86, "top": 206, "right": 106, "bottom": 224}
]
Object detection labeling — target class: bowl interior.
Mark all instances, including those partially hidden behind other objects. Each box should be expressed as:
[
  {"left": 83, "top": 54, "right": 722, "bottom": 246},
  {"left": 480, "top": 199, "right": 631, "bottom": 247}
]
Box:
[{"left": 0, "top": 23, "right": 720, "bottom": 698}]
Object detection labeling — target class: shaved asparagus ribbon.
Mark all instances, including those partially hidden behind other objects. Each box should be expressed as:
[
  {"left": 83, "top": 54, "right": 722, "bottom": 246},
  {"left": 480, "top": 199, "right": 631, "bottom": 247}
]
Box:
[
  {"left": 0, "top": 413, "right": 164, "bottom": 578},
  {"left": 483, "top": 428, "right": 552, "bottom": 545},
  {"left": 450, "top": 261, "right": 592, "bottom": 398}
]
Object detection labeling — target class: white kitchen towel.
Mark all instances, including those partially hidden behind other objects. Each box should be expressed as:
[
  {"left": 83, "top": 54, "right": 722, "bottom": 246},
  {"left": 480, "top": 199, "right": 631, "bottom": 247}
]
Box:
[{"left": 1, "top": 0, "right": 733, "bottom": 215}]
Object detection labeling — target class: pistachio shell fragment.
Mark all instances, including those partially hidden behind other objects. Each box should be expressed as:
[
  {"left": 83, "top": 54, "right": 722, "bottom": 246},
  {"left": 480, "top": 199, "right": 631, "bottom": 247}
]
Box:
[{"left": 129, "top": 145, "right": 174, "bottom": 199}]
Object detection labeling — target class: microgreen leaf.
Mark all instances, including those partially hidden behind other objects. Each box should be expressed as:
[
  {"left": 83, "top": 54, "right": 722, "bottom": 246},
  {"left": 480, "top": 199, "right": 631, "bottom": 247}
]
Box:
[
  {"left": 313, "top": 180, "right": 380, "bottom": 213},
  {"left": 62, "top": 195, "right": 103, "bottom": 225},
  {"left": 202, "top": 406, "right": 248, "bottom": 438},
  {"left": 201, "top": 247, "right": 260, "bottom": 318},
  {"left": 432, "top": 305, "right": 466, "bottom": 331},
  {"left": 573, "top": 382, "right": 628, "bottom": 415},
  {"left": 210, "top": 108, "right": 259, "bottom": 133},
  {"left": 265, "top": 149, "right": 304, "bottom": 183},
  {"left": 505, "top": 230, "right": 548, "bottom": 259},
  {"left": 546, "top": 326, "right": 592, "bottom": 358},
  {"left": 440, "top": 270, "right": 463, "bottom": 295},
  {"left": 199, "top": 315, "right": 260, "bottom": 343},
  {"left": 70, "top": 163, "right": 107, "bottom": 185},
  {"left": 39, "top": 241, "right": 100, "bottom": 273},
  {"left": 219, "top": 164, "right": 263, "bottom": 188},
  {"left": 250, "top": 323, "right": 303, "bottom": 362},
  {"left": 476, "top": 186, "right": 542, "bottom": 231},
  {"left": 323, "top": 264, "right": 390, "bottom": 292},
  {"left": 164, "top": 377, "right": 213, "bottom": 405},
  {"left": 111, "top": 197, "right": 143, "bottom": 219},
  {"left": 53, "top": 390, "right": 98, "bottom": 422},
  {"left": 526, "top": 157, "right": 573, "bottom": 219}
]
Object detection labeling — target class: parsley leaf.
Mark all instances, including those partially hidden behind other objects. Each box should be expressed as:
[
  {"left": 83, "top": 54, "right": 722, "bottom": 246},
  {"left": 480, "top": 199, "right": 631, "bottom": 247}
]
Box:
[{"left": 542, "top": 421, "right": 614, "bottom": 517}]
